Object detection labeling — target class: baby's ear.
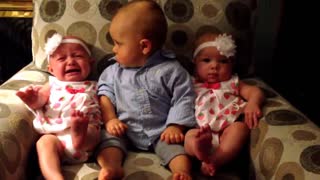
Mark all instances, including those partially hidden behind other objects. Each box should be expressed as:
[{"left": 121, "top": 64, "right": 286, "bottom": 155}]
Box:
[
  {"left": 47, "top": 65, "right": 53, "bottom": 74},
  {"left": 89, "top": 57, "right": 95, "bottom": 63},
  {"left": 140, "top": 39, "right": 152, "bottom": 55},
  {"left": 192, "top": 57, "right": 196, "bottom": 63}
]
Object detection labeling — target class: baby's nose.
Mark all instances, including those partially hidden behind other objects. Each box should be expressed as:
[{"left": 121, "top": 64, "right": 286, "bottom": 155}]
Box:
[
  {"left": 210, "top": 61, "right": 218, "bottom": 68},
  {"left": 67, "top": 57, "right": 76, "bottom": 64}
]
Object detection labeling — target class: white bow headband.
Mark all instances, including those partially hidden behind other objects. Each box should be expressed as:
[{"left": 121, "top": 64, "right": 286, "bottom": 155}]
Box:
[
  {"left": 193, "top": 34, "right": 236, "bottom": 58},
  {"left": 45, "top": 33, "right": 91, "bottom": 61}
]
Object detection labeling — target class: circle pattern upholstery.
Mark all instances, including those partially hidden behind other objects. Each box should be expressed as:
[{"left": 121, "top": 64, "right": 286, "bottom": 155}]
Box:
[
  {"left": 164, "top": 0, "right": 194, "bottom": 23},
  {"left": 275, "top": 162, "right": 304, "bottom": 180},
  {"left": 225, "top": 1, "right": 251, "bottom": 31},
  {"left": 266, "top": 110, "right": 308, "bottom": 126},
  {"left": 32, "top": 0, "right": 255, "bottom": 79},
  {"left": 300, "top": 145, "right": 320, "bottom": 174},
  {"left": 259, "top": 138, "right": 283, "bottom": 179},
  {"left": 0, "top": 103, "right": 10, "bottom": 118},
  {"left": 67, "top": 0, "right": 97, "bottom": 19},
  {"left": 0, "top": 132, "right": 21, "bottom": 173},
  {"left": 99, "top": 0, "right": 127, "bottom": 21},
  {"left": 40, "top": 0, "right": 66, "bottom": 22},
  {"left": 67, "top": 21, "right": 97, "bottom": 45}
]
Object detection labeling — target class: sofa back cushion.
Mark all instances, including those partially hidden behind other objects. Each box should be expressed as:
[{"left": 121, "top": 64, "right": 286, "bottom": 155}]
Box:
[{"left": 32, "top": 0, "right": 256, "bottom": 78}]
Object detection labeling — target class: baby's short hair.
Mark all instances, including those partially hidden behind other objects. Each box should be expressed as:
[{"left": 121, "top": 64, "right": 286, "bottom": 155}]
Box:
[{"left": 118, "top": 0, "right": 168, "bottom": 50}]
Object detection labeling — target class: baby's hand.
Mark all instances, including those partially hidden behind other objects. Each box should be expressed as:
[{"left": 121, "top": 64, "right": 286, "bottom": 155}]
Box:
[
  {"left": 243, "top": 102, "right": 262, "bottom": 129},
  {"left": 106, "top": 118, "right": 128, "bottom": 137},
  {"left": 16, "top": 85, "right": 42, "bottom": 109},
  {"left": 160, "top": 125, "right": 184, "bottom": 144}
]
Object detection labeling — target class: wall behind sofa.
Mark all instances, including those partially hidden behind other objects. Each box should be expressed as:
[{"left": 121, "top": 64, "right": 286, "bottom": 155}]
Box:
[
  {"left": 269, "top": 0, "right": 319, "bottom": 125},
  {"left": 0, "top": 18, "right": 32, "bottom": 84}
]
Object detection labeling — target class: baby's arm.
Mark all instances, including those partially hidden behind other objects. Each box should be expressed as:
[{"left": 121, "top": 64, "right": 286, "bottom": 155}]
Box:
[
  {"left": 99, "top": 96, "right": 127, "bottom": 137},
  {"left": 160, "top": 64, "right": 196, "bottom": 144},
  {"left": 239, "top": 81, "right": 265, "bottom": 129},
  {"left": 16, "top": 83, "right": 50, "bottom": 109},
  {"left": 160, "top": 124, "right": 185, "bottom": 144}
]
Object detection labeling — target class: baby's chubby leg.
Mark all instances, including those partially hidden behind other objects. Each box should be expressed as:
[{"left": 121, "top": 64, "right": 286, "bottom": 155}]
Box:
[
  {"left": 155, "top": 140, "right": 192, "bottom": 180},
  {"left": 36, "top": 134, "right": 65, "bottom": 180},
  {"left": 201, "top": 161, "right": 216, "bottom": 177},
  {"left": 95, "top": 132, "right": 126, "bottom": 180},
  {"left": 169, "top": 155, "right": 192, "bottom": 180},
  {"left": 185, "top": 125, "right": 218, "bottom": 176},
  {"left": 70, "top": 110, "right": 89, "bottom": 151},
  {"left": 185, "top": 124, "right": 213, "bottom": 162},
  {"left": 97, "top": 147, "right": 124, "bottom": 180},
  {"left": 202, "top": 121, "right": 250, "bottom": 176},
  {"left": 210, "top": 121, "right": 249, "bottom": 166}
]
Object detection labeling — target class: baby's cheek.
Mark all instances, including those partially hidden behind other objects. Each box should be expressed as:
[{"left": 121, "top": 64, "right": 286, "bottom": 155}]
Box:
[
  {"left": 197, "top": 67, "right": 209, "bottom": 80},
  {"left": 197, "top": 64, "right": 208, "bottom": 72}
]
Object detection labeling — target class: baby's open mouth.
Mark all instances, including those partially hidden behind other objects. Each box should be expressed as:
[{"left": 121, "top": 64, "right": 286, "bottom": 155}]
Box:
[{"left": 65, "top": 69, "right": 80, "bottom": 74}]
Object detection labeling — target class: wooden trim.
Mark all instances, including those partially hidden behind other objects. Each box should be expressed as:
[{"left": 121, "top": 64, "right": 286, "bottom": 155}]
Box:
[{"left": 0, "top": 2, "right": 33, "bottom": 18}]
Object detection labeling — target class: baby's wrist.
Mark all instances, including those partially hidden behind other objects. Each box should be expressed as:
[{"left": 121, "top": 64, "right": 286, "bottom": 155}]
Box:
[{"left": 168, "top": 124, "right": 185, "bottom": 131}]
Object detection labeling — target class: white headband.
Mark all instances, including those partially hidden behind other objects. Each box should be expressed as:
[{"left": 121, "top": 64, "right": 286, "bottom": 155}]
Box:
[
  {"left": 45, "top": 33, "right": 91, "bottom": 61},
  {"left": 193, "top": 34, "right": 236, "bottom": 58}
]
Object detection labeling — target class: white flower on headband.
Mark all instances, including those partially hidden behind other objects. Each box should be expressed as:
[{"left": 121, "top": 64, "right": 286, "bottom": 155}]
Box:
[
  {"left": 193, "top": 33, "right": 237, "bottom": 58},
  {"left": 214, "top": 34, "right": 236, "bottom": 58},
  {"left": 44, "top": 33, "right": 63, "bottom": 56}
]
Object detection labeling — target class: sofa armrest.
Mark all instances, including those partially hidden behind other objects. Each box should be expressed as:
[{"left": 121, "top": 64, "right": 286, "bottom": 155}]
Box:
[
  {"left": 0, "top": 63, "right": 47, "bottom": 180},
  {"left": 247, "top": 78, "right": 320, "bottom": 179}
]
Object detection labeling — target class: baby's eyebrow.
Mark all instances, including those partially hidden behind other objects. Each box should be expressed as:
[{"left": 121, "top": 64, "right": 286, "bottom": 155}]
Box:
[{"left": 197, "top": 54, "right": 210, "bottom": 58}]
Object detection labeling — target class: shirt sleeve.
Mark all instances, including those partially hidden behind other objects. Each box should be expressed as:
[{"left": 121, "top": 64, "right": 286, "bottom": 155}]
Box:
[
  {"left": 97, "top": 64, "right": 116, "bottom": 106},
  {"left": 166, "top": 62, "right": 196, "bottom": 127}
]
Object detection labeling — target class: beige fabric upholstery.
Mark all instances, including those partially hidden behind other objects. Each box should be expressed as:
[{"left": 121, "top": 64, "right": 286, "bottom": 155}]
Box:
[{"left": 32, "top": 0, "right": 255, "bottom": 78}]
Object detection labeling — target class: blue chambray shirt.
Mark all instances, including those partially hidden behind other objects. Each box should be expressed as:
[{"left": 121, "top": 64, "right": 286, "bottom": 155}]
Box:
[{"left": 97, "top": 50, "right": 196, "bottom": 150}]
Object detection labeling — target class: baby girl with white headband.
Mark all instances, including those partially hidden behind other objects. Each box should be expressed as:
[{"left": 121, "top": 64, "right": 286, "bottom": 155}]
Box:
[
  {"left": 184, "top": 32, "right": 265, "bottom": 176},
  {"left": 16, "top": 33, "right": 101, "bottom": 180}
]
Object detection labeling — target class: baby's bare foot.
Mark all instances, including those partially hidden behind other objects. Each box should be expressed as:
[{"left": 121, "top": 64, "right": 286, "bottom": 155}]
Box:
[
  {"left": 98, "top": 166, "right": 124, "bottom": 180},
  {"left": 71, "top": 110, "right": 89, "bottom": 150},
  {"left": 172, "top": 171, "right": 192, "bottom": 180},
  {"left": 193, "top": 125, "right": 213, "bottom": 162},
  {"left": 201, "top": 161, "right": 216, "bottom": 176}
]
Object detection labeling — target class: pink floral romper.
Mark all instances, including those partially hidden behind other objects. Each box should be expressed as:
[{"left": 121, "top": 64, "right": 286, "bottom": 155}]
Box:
[
  {"left": 32, "top": 76, "right": 101, "bottom": 163},
  {"left": 194, "top": 75, "right": 246, "bottom": 148}
]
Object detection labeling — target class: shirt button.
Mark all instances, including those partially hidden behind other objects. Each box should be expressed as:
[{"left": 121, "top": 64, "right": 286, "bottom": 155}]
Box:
[{"left": 232, "top": 102, "right": 240, "bottom": 110}]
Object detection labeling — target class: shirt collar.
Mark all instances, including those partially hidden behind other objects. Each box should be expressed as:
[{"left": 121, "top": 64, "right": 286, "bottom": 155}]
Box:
[
  {"left": 110, "top": 49, "right": 176, "bottom": 68},
  {"left": 144, "top": 49, "right": 176, "bottom": 67}
]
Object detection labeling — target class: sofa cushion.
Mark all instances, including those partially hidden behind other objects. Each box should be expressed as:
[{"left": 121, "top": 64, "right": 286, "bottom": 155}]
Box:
[{"left": 32, "top": 0, "right": 257, "bottom": 78}]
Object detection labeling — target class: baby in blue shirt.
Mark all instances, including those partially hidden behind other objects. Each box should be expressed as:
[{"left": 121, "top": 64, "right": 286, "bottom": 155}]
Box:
[{"left": 95, "top": 0, "right": 196, "bottom": 180}]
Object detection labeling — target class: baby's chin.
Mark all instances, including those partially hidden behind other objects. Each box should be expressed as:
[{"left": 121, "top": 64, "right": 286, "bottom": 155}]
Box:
[
  {"left": 61, "top": 75, "right": 86, "bottom": 82},
  {"left": 207, "top": 81, "right": 219, "bottom": 84},
  {"left": 206, "top": 78, "right": 220, "bottom": 84}
]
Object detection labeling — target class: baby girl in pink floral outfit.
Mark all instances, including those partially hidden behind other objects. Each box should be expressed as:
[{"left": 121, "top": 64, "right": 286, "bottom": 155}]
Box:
[
  {"left": 184, "top": 32, "right": 265, "bottom": 176},
  {"left": 16, "top": 33, "right": 101, "bottom": 180}
]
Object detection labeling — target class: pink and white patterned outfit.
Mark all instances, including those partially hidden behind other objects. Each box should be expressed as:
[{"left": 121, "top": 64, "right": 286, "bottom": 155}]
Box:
[
  {"left": 32, "top": 76, "right": 101, "bottom": 163},
  {"left": 194, "top": 75, "right": 246, "bottom": 148}
]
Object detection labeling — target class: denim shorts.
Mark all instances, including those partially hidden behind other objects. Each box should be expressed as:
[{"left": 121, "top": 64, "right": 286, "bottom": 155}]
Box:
[
  {"left": 93, "top": 129, "right": 127, "bottom": 158},
  {"left": 153, "top": 139, "right": 186, "bottom": 166}
]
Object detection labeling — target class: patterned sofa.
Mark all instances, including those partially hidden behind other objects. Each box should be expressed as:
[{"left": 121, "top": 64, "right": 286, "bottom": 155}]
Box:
[{"left": 0, "top": 0, "right": 320, "bottom": 180}]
